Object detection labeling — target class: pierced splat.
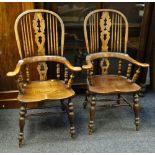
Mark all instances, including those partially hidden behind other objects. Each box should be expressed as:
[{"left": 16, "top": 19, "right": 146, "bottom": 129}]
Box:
[
  {"left": 100, "top": 58, "right": 110, "bottom": 75},
  {"left": 33, "top": 13, "right": 47, "bottom": 81},
  {"left": 100, "top": 12, "right": 111, "bottom": 52},
  {"left": 100, "top": 12, "right": 111, "bottom": 75},
  {"left": 37, "top": 62, "right": 48, "bottom": 81},
  {"left": 33, "top": 12, "right": 45, "bottom": 56}
]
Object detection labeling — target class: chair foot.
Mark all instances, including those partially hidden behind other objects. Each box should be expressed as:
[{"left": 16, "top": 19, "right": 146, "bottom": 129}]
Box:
[
  {"left": 88, "top": 121, "right": 94, "bottom": 135},
  {"left": 70, "top": 126, "right": 76, "bottom": 138},
  {"left": 83, "top": 90, "right": 90, "bottom": 109},
  {"left": 18, "top": 103, "right": 26, "bottom": 148},
  {"left": 18, "top": 133, "right": 24, "bottom": 148},
  {"left": 67, "top": 98, "right": 76, "bottom": 138},
  {"left": 88, "top": 95, "right": 96, "bottom": 134},
  {"left": 133, "top": 94, "right": 140, "bottom": 131}
]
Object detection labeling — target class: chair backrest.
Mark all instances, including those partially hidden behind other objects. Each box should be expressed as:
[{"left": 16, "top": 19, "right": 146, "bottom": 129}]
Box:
[
  {"left": 84, "top": 9, "right": 128, "bottom": 54},
  {"left": 14, "top": 9, "right": 66, "bottom": 82},
  {"left": 15, "top": 9, "right": 64, "bottom": 59}
]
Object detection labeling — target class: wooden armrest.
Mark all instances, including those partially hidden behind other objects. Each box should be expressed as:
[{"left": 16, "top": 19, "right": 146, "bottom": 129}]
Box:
[
  {"left": 7, "top": 60, "right": 24, "bottom": 77},
  {"left": 7, "top": 56, "right": 81, "bottom": 77},
  {"left": 82, "top": 52, "right": 149, "bottom": 70}
]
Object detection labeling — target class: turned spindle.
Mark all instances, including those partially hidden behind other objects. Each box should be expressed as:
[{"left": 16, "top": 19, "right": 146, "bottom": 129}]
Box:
[
  {"left": 56, "top": 63, "right": 60, "bottom": 79},
  {"left": 126, "top": 63, "right": 132, "bottom": 79},
  {"left": 132, "top": 67, "right": 141, "bottom": 83},
  {"left": 67, "top": 73, "right": 74, "bottom": 88},
  {"left": 117, "top": 59, "right": 122, "bottom": 76},
  {"left": 64, "top": 67, "right": 68, "bottom": 83}
]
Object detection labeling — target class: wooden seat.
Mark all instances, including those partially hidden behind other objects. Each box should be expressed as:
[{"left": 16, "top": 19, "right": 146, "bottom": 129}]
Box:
[
  {"left": 89, "top": 75, "right": 140, "bottom": 94},
  {"left": 18, "top": 80, "right": 75, "bottom": 102}
]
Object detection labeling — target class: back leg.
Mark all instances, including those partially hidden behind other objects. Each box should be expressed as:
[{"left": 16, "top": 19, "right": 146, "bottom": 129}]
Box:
[{"left": 83, "top": 90, "right": 90, "bottom": 109}]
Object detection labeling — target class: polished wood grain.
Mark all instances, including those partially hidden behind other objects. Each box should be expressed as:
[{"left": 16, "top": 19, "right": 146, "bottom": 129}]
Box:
[
  {"left": 88, "top": 75, "right": 141, "bottom": 94},
  {"left": 83, "top": 52, "right": 149, "bottom": 70},
  {"left": 18, "top": 80, "right": 75, "bottom": 102},
  {"left": 7, "top": 55, "right": 81, "bottom": 77}
]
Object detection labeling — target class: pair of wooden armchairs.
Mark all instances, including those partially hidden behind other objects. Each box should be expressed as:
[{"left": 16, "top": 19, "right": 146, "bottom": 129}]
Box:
[{"left": 7, "top": 9, "right": 149, "bottom": 147}]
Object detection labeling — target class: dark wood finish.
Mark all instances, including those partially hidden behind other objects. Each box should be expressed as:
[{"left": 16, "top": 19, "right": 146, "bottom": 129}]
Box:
[
  {"left": 18, "top": 102, "right": 27, "bottom": 147},
  {"left": 133, "top": 93, "right": 140, "bottom": 131},
  {"left": 88, "top": 95, "right": 96, "bottom": 135},
  {"left": 67, "top": 98, "right": 75, "bottom": 138}
]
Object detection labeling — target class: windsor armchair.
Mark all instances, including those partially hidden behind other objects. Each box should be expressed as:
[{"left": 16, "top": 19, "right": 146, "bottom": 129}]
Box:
[
  {"left": 7, "top": 9, "right": 81, "bottom": 147},
  {"left": 82, "top": 9, "right": 149, "bottom": 134}
]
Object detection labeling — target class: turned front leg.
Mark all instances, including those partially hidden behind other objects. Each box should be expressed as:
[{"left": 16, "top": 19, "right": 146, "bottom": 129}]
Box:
[
  {"left": 68, "top": 98, "right": 75, "bottom": 138},
  {"left": 88, "top": 95, "right": 96, "bottom": 135},
  {"left": 18, "top": 102, "right": 27, "bottom": 147},
  {"left": 133, "top": 93, "right": 140, "bottom": 131}
]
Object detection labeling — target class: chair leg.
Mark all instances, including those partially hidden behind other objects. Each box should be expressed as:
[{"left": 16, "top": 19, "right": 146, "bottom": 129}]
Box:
[
  {"left": 117, "top": 93, "right": 121, "bottom": 104},
  {"left": 67, "top": 98, "right": 75, "bottom": 138},
  {"left": 88, "top": 95, "right": 96, "bottom": 135},
  {"left": 133, "top": 93, "right": 140, "bottom": 131},
  {"left": 18, "top": 102, "right": 27, "bottom": 147},
  {"left": 83, "top": 90, "right": 90, "bottom": 109}
]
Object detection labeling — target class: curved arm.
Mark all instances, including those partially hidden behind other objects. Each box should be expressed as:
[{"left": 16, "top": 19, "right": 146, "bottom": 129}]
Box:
[
  {"left": 7, "top": 60, "right": 24, "bottom": 76},
  {"left": 7, "top": 55, "right": 81, "bottom": 77},
  {"left": 82, "top": 52, "right": 149, "bottom": 70}
]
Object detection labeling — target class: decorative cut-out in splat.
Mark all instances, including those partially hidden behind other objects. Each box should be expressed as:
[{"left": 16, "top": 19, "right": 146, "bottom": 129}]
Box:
[
  {"left": 33, "top": 13, "right": 45, "bottom": 55},
  {"left": 100, "top": 58, "right": 110, "bottom": 75},
  {"left": 37, "top": 62, "right": 48, "bottom": 81},
  {"left": 100, "top": 12, "right": 111, "bottom": 52},
  {"left": 100, "top": 12, "right": 111, "bottom": 75}
]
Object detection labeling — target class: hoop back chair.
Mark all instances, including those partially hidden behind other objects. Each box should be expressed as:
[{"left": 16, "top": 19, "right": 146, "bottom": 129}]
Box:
[
  {"left": 82, "top": 9, "right": 149, "bottom": 134},
  {"left": 7, "top": 9, "right": 81, "bottom": 147}
]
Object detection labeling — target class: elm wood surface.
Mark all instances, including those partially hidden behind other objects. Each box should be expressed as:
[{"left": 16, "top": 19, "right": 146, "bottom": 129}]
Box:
[
  {"left": 88, "top": 75, "right": 140, "bottom": 94},
  {"left": 17, "top": 80, "right": 75, "bottom": 102},
  {"left": 7, "top": 9, "right": 81, "bottom": 147},
  {"left": 82, "top": 52, "right": 149, "bottom": 134}
]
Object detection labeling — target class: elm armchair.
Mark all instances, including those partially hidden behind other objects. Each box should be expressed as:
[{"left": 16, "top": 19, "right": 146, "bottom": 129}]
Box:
[
  {"left": 7, "top": 9, "right": 81, "bottom": 147},
  {"left": 83, "top": 9, "right": 149, "bottom": 134}
]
